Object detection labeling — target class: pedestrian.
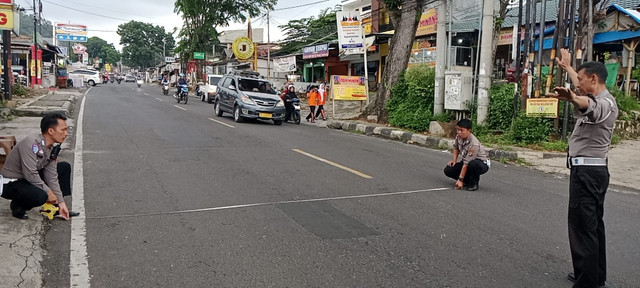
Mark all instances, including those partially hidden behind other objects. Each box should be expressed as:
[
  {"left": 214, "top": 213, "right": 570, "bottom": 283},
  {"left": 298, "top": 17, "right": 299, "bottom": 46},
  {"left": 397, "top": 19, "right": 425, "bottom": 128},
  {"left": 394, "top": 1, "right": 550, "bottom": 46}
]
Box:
[
  {"left": 443, "top": 119, "right": 490, "bottom": 191},
  {"left": 305, "top": 86, "right": 319, "bottom": 123},
  {"left": 284, "top": 85, "right": 297, "bottom": 122},
  {"left": 1, "top": 113, "right": 79, "bottom": 220},
  {"left": 549, "top": 49, "right": 619, "bottom": 288},
  {"left": 314, "top": 83, "right": 327, "bottom": 121}
]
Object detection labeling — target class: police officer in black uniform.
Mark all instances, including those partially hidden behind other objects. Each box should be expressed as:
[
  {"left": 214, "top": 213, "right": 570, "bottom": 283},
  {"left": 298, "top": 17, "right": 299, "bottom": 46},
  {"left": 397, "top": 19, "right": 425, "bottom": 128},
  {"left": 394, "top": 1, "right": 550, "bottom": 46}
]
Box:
[{"left": 550, "top": 50, "right": 619, "bottom": 288}]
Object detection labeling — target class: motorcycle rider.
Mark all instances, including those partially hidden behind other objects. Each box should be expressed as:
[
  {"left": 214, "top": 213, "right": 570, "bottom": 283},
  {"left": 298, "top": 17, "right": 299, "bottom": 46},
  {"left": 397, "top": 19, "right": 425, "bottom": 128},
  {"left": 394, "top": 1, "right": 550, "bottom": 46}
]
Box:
[
  {"left": 176, "top": 74, "right": 187, "bottom": 95},
  {"left": 284, "top": 85, "right": 297, "bottom": 122}
]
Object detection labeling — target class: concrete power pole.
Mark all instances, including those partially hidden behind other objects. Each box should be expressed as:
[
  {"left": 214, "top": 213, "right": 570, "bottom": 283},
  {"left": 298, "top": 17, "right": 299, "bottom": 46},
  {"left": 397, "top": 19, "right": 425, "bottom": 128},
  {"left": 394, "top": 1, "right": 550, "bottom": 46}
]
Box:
[
  {"left": 434, "top": 0, "right": 447, "bottom": 115},
  {"left": 476, "top": 0, "right": 494, "bottom": 124}
]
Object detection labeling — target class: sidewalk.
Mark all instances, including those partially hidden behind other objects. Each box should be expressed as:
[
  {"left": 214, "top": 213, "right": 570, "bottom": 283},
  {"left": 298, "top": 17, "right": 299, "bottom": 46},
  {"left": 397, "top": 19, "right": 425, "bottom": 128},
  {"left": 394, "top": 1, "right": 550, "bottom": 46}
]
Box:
[
  {"left": 0, "top": 89, "right": 79, "bottom": 288},
  {"left": 300, "top": 99, "right": 640, "bottom": 192}
]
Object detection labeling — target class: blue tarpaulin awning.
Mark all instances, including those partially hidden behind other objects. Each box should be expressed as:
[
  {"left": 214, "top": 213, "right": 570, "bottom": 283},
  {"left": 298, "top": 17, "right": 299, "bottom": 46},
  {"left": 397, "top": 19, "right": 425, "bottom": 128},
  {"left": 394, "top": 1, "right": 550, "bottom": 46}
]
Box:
[{"left": 521, "top": 38, "right": 570, "bottom": 52}]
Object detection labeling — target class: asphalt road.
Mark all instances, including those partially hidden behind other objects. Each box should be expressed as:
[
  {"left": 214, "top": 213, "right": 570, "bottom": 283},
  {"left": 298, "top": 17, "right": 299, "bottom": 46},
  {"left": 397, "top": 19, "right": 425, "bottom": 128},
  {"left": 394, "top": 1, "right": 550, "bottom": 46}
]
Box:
[{"left": 44, "top": 82, "right": 640, "bottom": 287}]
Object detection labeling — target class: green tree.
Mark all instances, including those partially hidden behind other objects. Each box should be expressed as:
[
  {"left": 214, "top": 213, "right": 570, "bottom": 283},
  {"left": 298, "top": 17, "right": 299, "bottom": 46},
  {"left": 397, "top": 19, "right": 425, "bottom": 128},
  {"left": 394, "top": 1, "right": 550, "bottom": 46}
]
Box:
[
  {"left": 19, "top": 11, "right": 53, "bottom": 39},
  {"left": 117, "top": 21, "right": 175, "bottom": 69},
  {"left": 278, "top": 6, "right": 339, "bottom": 55},
  {"left": 174, "top": 0, "right": 275, "bottom": 79},
  {"left": 83, "top": 37, "right": 121, "bottom": 69}
]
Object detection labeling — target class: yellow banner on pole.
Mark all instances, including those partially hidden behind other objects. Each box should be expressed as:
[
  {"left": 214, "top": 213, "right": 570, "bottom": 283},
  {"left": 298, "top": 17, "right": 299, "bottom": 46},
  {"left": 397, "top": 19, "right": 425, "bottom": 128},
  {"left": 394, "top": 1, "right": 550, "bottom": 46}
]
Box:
[
  {"left": 331, "top": 75, "right": 367, "bottom": 101},
  {"left": 526, "top": 98, "right": 559, "bottom": 118}
]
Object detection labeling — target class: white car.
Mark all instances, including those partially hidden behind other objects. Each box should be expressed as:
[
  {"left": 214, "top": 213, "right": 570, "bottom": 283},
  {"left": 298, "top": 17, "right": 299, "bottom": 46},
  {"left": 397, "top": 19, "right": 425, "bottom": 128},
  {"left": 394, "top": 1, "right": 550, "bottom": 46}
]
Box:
[
  {"left": 198, "top": 75, "right": 223, "bottom": 103},
  {"left": 68, "top": 69, "right": 101, "bottom": 86}
]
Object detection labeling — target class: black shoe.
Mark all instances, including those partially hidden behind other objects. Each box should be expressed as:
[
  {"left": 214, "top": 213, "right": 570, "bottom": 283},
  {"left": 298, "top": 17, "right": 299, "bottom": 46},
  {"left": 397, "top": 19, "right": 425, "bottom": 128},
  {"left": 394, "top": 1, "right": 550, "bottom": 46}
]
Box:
[
  {"left": 567, "top": 273, "right": 606, "bottom": 287},
  {"left": 10, "top": 201, "right": 28, "bottom": 219},
  {"left": 466, "top": 184, "right": 479, "bottom": 191}
]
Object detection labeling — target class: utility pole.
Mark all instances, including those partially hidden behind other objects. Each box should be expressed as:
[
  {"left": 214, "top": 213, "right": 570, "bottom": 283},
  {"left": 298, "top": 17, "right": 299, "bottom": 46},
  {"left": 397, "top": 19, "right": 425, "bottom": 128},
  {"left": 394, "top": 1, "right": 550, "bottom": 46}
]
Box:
[
  {"left": 2, "top": 30, "right": 12, "bottom": 101},
  {"left": 31, "top": 0, "right": 37, "bottom": 87},
  {"left": 267, "top": 9, "right": 271, "bottom": 81},
  {"left": 587, "top": 0, "right": 593, "bottom": 61},
  {"left": 534, "top": 0, "right": 546, "bottom": 98},
  {"left": 434, "top": 0, "right": 447, "bottom": 115},
  {"left": 477, "top": 0, "right": 494, "bottom": 124},
  {"left": 514, "top": 0, "right": 524, "bottom": 117}
]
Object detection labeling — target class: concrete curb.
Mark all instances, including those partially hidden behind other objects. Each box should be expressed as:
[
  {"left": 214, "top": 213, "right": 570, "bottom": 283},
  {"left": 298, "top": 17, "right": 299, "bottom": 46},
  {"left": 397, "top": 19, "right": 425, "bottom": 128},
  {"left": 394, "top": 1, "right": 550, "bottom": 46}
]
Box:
[
  {"left": 326, "top": 120, "right": 546, "bottom": 161},
  {"left": 12, "top": 90, "right": 78, "bottom": 118}
]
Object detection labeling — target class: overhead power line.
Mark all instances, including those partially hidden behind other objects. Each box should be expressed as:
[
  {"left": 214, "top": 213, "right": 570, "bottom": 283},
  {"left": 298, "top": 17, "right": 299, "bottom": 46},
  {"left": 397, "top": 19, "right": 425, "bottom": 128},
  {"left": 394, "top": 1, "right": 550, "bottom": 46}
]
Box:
[
  {"left": 41, "top": 0, "right": 131, "bottom": 22},
  {"left": 274, "top": 0, "right": 331, "bottom": 11}
]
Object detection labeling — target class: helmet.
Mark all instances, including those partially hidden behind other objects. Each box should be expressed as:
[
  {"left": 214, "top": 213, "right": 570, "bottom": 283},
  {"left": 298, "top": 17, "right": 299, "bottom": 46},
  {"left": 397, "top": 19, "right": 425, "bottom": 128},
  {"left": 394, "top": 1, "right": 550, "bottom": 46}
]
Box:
[{"left": 179, "top": 73, "right": 185, "bottom": 77}]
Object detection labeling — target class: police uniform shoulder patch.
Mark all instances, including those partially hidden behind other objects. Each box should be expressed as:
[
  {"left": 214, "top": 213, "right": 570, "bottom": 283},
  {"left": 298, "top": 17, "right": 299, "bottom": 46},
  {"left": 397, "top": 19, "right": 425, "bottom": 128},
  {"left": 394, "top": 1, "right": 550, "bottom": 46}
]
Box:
[
  {"left": 32, "top": 144, "right": 39, "bottom": 153},
  {"left": 469, "top": 148, "right": 475, "bottom": 156}
]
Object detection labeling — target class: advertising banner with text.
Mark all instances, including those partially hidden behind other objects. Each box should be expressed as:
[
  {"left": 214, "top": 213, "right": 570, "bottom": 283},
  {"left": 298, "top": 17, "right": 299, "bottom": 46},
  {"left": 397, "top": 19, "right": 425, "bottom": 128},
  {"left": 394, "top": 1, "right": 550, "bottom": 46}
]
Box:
[{"left": 331, "top": 75, "right": 367, "bottom": 101}]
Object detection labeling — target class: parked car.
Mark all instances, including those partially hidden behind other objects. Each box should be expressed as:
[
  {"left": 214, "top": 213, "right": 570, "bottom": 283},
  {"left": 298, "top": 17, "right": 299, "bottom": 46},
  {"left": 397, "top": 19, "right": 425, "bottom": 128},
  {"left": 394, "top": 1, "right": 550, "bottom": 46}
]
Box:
[
  {"left": 68, "top": 69, "right": 101, "bottom": 86},
  {"left": 197, "top": 75, "right": 223, "bottom": 103},
  {"left": 125, "top": 74, "right": 136, "bottom": 82},
  {"left": 214, "top": 72, "right": 285, "bottom": 125}
]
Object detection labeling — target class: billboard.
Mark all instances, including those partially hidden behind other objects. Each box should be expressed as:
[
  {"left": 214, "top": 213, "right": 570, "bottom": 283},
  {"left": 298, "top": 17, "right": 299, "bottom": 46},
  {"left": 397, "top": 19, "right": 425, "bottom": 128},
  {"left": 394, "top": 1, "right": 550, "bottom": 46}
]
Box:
[
  {"left": 331, "top": 75, "right": 367, "bottom": 101},
  {"left": 55, "top": 23, "right": 88, "bottom": 42},
  {"left": 336, "top": 11, "right": 363, "bottom": 55}
]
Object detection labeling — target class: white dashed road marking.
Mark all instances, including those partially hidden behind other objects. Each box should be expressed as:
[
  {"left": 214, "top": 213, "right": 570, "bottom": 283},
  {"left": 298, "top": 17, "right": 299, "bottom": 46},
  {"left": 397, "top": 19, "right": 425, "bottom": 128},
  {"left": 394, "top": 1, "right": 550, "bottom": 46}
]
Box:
[
  {"left": 208, "top": 118, "right": 235, "bottom": 128},
  {"left": 292, "top": 149, "right": 373, "bottom": 179},
  {"left": 173, "top": 105, "right": 187, "bottom": 111}
]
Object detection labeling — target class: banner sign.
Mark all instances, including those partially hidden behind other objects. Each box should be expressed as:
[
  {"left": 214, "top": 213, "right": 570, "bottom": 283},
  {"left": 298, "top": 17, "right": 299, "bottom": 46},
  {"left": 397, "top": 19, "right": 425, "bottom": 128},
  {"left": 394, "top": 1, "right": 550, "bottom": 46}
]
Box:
[
  {"left": 72, "top": 43, "right": 87, "bottom": 54},
  {"left": 416, "top": 8, "right": 437, "bottom": 36},
  {"left": 272, "top": 56, "right": 296, "bottom": 72},
  {"left": 336, "top": 11, "right": 363, "bottom": 54},
  {"left": 526, "top": 98, "right": 559, "bottom": 118},
  {"left": 331, "top": 75, "right": 366, "bottom": 101},
  {"left": 55, "top": 23, "right": 88, "bottom": 42},
  {"left": 303, "top": 43, "right": 329, "bottom": 59},
  {"left": 497, "top": 28, "right": 514, "bottom": 46}
]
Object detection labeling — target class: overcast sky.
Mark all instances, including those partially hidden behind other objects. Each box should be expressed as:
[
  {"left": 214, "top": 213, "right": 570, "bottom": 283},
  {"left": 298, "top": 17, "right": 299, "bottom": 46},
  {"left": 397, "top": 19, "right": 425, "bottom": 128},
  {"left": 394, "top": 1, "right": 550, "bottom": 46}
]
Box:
[{"left": 35, "top": 0, "right": 340, "bottom": 52}]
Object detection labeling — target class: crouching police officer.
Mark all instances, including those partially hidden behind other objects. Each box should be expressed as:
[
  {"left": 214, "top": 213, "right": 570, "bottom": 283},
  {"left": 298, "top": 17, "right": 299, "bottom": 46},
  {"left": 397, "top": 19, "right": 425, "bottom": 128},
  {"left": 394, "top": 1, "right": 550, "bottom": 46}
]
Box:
[
  {"left": 1, "top": 113, "right": 79, "bottom": 220},
  {"left": 443, "top": 119, "right": 490, "bottom": 191},
  {"left": 550, "top": 52, "right": 619, "bottom": 288}
]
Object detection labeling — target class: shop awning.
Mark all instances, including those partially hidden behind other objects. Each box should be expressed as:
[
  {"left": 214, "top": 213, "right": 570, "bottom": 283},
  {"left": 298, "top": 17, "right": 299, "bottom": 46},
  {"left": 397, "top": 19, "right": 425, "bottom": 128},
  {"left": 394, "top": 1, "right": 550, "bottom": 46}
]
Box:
[{"left": 593, "top": 4, "right": 640, "bottom": 44}]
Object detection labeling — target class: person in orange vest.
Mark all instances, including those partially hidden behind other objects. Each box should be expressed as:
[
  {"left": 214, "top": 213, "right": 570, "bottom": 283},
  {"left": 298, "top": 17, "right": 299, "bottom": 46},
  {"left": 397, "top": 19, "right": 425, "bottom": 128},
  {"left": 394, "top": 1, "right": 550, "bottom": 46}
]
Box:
[
  {"left": 305, "top": 86, "right": 319, "bottom": 123},
  {"left": 314, "top": 83, "right": 327, "bottom": 120}
]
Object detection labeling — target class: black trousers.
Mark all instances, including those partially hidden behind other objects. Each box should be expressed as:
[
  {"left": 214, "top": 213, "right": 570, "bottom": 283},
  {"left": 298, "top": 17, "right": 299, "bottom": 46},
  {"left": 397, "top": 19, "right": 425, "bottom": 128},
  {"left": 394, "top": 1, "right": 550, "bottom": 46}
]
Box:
[
  {"left": 2, "top": 161, "right": 72, "bottom": 211},
  {"left": 568, "top": 166, "right": 608, "bottom": 288},
  {"left": 314, "top": 105, "right": 325, "bottom": 118},
  {"left": 443, "top": 159, "right": 489, "bottom": 186},
  {"left": 306, "top": 106, "right": 316, "bottom": 120},
  {"left": 284, "top": 103, "right": 294, "bottom": 121}
]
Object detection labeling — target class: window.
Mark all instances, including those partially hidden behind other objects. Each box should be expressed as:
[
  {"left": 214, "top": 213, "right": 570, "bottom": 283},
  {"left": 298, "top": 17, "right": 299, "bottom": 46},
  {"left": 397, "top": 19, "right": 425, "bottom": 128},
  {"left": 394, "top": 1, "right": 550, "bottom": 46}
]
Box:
[
  {"left": 209, "top": 76, "right": 221, "bottom": 85},
  {"left": 238, "top": 78, "right": 269, "bottom": 92}
]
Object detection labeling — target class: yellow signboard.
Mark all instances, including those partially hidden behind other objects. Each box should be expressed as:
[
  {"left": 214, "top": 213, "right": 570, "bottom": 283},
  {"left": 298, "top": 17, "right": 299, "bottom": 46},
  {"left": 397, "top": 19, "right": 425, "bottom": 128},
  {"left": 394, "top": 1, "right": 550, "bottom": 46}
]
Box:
[
  {"left": 331, "top": 75, "right": 367, "bottom": 101},
  {"left": 232, "top": 37, "right": 255, "bottom": 60},
  {"left": 526, "top": 98, "right": 559, "bottom": 118},
  {"left": 0, "top": 7, "right": 14, "bottom": 30},
  {"left": 105, "top": 63, "right": 112, "bottom": 72},
  {"left": 416, "top": 8, "right": 437, "bottom": 37}
]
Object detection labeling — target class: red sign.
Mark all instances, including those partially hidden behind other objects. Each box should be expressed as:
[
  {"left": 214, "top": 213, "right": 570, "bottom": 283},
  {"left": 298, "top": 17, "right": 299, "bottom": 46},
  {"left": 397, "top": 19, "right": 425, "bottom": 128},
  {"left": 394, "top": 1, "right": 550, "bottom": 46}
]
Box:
[{"left": 0, "top": 0, "right": 13, "bottom": 5}]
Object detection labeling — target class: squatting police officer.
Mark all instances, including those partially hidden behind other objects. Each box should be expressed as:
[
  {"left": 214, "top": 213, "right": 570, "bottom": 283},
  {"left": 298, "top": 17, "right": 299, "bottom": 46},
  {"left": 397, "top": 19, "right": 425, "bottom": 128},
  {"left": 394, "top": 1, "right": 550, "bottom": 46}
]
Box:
[
  {"left": 443, "top": 119, "right": 490, "bottom": 191},
  {"left": 550, "top": 50, "right": 619, "bottom": 288},
  {"left": 1, "top": 113, "right": 79, "bottom": 220}
]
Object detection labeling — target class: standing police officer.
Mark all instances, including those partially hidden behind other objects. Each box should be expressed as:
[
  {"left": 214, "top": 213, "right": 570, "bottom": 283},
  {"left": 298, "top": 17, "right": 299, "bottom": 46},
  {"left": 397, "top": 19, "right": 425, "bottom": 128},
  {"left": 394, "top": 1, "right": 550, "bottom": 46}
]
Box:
[
  {"left": 550, "top": 50, "right": 618, "bottom": 288},
  {"left": 1, "top": 113, "right": 79, "bottom": 220}
]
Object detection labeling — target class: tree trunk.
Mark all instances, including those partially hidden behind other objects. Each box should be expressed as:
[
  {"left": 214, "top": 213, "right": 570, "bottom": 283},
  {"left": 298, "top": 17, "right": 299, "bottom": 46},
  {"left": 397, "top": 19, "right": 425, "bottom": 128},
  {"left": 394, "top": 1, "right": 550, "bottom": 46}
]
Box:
[{"left": 363, "top": 0, "right": 426, "bottom": 123}]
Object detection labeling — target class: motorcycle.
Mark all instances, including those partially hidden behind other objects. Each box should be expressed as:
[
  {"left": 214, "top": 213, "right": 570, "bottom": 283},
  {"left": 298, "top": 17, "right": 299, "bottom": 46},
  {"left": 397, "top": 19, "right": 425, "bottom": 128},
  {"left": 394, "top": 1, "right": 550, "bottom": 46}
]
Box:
[
  {"left": 174, "top": 84, "right": 189, "bottom": 104},
  {"left": 290, "top": 97, "right": 301, "bottom": 125},
  {"left": 136, "top": 79, "right": 143, "bottom": 88},
  {"left": 162, "top": 83, "right": 169, "bottom": 95},
  {"left": 117, "top": 79, "right": 122, "bottom": 84}
]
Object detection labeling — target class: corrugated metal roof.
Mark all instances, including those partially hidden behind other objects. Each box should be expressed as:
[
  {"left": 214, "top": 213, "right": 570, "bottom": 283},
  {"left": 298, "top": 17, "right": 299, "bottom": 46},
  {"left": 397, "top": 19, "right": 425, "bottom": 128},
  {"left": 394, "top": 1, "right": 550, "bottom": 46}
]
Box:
[{"left": 502, "top": 0, "right": 640, "bottom": 28}]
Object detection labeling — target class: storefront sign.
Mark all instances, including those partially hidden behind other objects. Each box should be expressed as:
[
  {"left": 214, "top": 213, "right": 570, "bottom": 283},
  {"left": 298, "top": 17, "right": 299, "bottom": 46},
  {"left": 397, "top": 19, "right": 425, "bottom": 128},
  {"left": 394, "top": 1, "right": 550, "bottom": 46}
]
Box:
[
  {"left": 331, "top": 75, "right": 367, "bottom": 101},
  {"left": 232, "top": 37, "right": 255, "bottom": 60},
  {"left": 526, "top": 98, "right": 559, "bottom": 118},
  {"left": 336, "top": 11, "right": 363, "bottom": 54},
  {"left": 193, "top": 52, "right": 205, "bottom": 60},
  {"left": 0, "top": 6, "right": 14, "bottom": 30},
  {"left": 416, "top": 8, "right": 437, "bottom": 36},
  {"left": 498, "top": 28, "right": 514, "bottom": 46},
  {"left": 272, "top": 56, "right": 296, "bottom": 72},
  {"left": 72, "top": 43, "right": 87, "bottom": 54},
  {"left": 303, "top": 43, "right": 329, "bottom": 59}
]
